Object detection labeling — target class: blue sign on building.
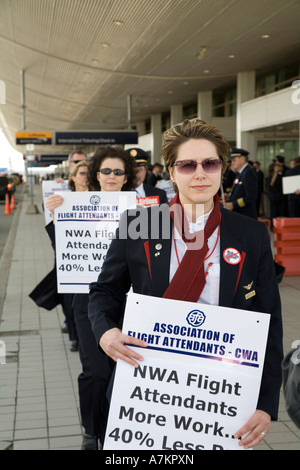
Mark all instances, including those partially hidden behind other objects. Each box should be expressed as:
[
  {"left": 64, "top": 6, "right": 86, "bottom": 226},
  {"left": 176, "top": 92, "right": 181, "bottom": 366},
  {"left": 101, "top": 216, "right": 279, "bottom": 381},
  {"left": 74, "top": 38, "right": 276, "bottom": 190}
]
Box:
[{"left": 55, "top": 131, "right": 138, "bottom": 145}]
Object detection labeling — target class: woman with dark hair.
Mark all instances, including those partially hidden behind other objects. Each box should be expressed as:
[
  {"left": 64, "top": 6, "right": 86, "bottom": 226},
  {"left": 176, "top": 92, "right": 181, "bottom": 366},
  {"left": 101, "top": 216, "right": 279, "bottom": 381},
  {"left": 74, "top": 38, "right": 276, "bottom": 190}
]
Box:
[
  {"left": 88, "top": 119, "right": 283, "bottom": 450},
  {"left": 87, "top": 145, "right": 137, "bottom": 192},
  {"left": 45, "top": 145, "right": 137, "bottom": 450}
]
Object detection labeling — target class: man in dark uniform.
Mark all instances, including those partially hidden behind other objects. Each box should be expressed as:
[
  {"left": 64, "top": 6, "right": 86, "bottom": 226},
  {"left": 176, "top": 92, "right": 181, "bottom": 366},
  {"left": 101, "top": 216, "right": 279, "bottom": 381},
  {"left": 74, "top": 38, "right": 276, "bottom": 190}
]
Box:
[
  {"left": 224, "top": 148, "right": 258, "bottom": 219},
  {"left": 147, "top": 162, "right": 164, "bottom": 187},
  {"left": 126, "top": 148, "right": 168, "bottom": 205},
  {"left": 253, "top": 161, "right": 264, "bottom": 216}
]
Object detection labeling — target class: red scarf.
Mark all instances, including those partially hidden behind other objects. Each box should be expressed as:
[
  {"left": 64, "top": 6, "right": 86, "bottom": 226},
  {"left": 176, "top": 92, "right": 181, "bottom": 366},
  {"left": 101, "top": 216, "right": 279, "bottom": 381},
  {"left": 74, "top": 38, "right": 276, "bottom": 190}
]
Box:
[{"left": 163, "top": 193, "right": 221, "bottom": 302}]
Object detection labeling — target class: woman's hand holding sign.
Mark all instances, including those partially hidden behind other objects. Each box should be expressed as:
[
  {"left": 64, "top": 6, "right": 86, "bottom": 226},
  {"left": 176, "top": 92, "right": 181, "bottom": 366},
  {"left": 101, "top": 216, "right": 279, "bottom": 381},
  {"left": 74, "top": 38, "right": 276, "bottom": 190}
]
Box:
[
  {"left": 234, "top": 409, "right": 271, "bottom": 449},
  {"left": 45, "top": 193, "right": 64, "bottom": 215},
  {"left": 100, "top": 327, "right": 147, "bottom": 368}
]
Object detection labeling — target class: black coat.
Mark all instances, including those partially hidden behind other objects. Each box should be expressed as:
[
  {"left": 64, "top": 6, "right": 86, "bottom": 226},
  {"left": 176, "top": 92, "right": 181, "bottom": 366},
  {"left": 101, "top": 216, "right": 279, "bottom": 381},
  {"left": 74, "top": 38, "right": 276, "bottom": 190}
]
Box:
[
  {"left": 88, "top": 206, "right": 283, "bottom": 420},
  {"left": 143, "top": 183, "right": 168, "bottom": 204},
  {"left": 29, "top": 223, "right": 62, "bottom": 310},
  {"left": 284, "top": 165, "right": 300, "bottom": 217},
  {"left": 230, "top": 165, "right": 258, "bottom": 219},
  {"left": 73, "top": 184, "right": 169, "bottom": 314}
]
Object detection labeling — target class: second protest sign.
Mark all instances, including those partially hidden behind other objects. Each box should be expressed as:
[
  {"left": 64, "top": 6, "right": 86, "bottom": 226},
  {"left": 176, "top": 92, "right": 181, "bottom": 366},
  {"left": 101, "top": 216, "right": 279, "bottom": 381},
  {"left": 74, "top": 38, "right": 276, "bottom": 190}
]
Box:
[{"left": 54, "top": 191, "right": 136, "bottom": 293}]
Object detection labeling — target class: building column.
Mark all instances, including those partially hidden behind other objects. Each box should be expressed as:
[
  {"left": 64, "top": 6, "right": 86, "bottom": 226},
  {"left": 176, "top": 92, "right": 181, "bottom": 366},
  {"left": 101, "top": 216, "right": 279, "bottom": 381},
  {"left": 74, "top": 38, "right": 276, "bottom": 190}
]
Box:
[
  {"left": 236, "top": 71, "right": 256, "bottom": 156},
  {"left": 197, "top": 91, "right": 212, "bottom": 123},
  {"left": 135, "top": 120, "right": 146, "bottom": 136},
  {"left": 151, "top": 114, "right": 162, "bottom": 164},
  {"left": 170, "top": 104, "right": 183, "bottom": 126}
]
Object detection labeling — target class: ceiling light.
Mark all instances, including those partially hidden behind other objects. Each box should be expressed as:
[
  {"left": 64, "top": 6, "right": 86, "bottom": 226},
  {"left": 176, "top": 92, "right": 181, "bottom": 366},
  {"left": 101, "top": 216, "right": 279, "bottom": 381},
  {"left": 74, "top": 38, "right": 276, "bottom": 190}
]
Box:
[
  {"left": 261, "top": 34, "right": 271, "bottom": 39},
  {"left": 100, "top": 43, "right": 110, "bottom": 48},
  {"left": 113, "top": 20, "right": 123, "bottom": 26},
  {"left": 168, "top": 90, "right": 173, "bottom": 94},
  {"left": 228, "top": 54, "right": 235, "bottom": 59},
  {"left": 183, "top": 81, "right": 189, "bottom": 85},
  {"left": 203, "top": 69, "right": 210, "bottom": 74},
  {"left": 195, "top": 47, "right": 207, "bottom": 60}
]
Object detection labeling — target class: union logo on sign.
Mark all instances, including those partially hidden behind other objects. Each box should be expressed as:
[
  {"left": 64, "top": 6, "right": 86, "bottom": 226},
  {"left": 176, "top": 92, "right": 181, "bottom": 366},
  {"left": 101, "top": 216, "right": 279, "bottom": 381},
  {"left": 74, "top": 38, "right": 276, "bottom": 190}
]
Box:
[
  {"left": 186, "top": 310, "right": 206, "bottom": 327},
  {"left": 90, "top": 195, "right": 101, "bottom": 205}
]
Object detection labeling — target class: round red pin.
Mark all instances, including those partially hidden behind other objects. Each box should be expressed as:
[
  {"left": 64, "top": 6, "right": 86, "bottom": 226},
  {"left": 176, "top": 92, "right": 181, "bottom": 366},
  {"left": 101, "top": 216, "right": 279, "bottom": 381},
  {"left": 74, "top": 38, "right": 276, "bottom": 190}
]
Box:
[{"left": 223, "top": 247, "right": 241, "bottom": 265}]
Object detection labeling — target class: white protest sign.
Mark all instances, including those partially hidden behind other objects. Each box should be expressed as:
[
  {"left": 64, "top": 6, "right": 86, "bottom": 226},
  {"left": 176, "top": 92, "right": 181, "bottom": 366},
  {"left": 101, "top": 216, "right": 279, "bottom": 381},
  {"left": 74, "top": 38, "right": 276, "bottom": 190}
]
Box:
[
  {"left": 42, "top": 180, "right": 70, "bottom": 225},
  {"left": 282, "top": 174, "right": 300, "bottom": 195},
  {"left": 54, "top": 191, "right": 136, "bottom": 293},
  {"left": 104, "top": 292, "right": 270, "bottom": 450}
]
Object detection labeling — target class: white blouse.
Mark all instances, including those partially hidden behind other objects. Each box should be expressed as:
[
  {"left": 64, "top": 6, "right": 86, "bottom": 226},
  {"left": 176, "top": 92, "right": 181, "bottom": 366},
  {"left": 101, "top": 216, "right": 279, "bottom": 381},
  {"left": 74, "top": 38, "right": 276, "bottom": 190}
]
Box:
[{"left": 169, "top": 208, "right": 220, "bottom": 305}]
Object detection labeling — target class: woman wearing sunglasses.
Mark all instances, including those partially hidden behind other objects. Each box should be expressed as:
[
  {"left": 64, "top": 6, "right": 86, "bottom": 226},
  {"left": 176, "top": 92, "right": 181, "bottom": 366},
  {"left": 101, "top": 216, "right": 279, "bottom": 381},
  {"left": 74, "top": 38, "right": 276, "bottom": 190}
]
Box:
[
  {"left": 45, "top": 146, "right": 136, "bottom": 450},
  {"left": 88, "top": 120, "right": 283, "bottom": 450},
  {"left": 87, "top": 145, "right": 136, "bottom": 193},
  {"left": 71, "top": 146, "right": 137, "bottom": 450}
]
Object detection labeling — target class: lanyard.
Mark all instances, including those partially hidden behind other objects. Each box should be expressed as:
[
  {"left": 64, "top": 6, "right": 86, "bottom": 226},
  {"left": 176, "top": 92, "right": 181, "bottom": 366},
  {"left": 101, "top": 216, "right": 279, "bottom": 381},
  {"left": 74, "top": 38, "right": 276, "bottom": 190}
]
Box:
[{"left": 173, "top": 222, "right": 221, "bottom": 276}]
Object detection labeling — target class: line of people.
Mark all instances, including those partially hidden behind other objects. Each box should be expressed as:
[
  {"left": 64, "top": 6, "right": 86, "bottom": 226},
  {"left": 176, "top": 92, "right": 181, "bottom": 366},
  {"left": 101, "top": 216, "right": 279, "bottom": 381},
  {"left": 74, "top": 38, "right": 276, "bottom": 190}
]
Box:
[
  {"left": 222, "top": 151, "right": 300, "bottom": 228},
  {"left": 267, "top": 155, "right": 300, "bottom": 222},
  {"left": 30, "top": 120, "right": 285, "bottom": 450},
  {"left": 30, "top": 145, "right": 168, "bottom": 450}
]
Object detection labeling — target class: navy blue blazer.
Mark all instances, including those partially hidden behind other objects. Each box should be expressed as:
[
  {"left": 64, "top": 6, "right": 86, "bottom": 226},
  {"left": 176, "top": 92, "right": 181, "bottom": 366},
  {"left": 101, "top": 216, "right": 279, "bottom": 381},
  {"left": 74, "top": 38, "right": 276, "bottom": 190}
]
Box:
[
  {"left": 88, "top": 206, "right": 283, "bottom": 420},
  {"left": 143, "top": 183, "right": 168, "bottom": 205},
  {"left": 72, "top": 185, "right": 168, "bottom": 313},
  {"left": 230, "top": 165, "right": 258, "bottom": 219}
]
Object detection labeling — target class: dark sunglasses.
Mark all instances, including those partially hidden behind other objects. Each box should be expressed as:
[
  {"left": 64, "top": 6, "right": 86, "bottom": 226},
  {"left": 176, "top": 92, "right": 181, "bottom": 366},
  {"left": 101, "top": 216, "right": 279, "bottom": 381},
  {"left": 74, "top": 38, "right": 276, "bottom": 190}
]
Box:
[
  {"left": 172, "top": 159, "right": 222, "bottom": 174},
  {"left": 71, "top": 160, "right": 83, "bottom": 164},
  {"left": 99, "top": 168, "right": 126, "bottom": 176}
]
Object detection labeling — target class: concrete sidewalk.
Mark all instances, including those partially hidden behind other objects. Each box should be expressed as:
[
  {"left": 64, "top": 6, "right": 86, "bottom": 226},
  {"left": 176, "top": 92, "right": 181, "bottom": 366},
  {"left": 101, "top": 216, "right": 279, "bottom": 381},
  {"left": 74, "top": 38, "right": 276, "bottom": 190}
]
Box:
[
  {"left": 0, "top": 183, "right": 300, "bottom": 450},
  {"left": 0, "top": 184, "right": 82, "bottom": 450}
]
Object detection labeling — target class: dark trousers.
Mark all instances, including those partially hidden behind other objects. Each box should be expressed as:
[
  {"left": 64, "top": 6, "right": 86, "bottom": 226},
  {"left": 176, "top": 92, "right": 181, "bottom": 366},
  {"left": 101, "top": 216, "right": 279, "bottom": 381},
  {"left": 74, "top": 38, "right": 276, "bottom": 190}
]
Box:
[
  {"left": 74, "top": 303, "right": 114, "bottom": 443},
  {"left": 288, "top": 195, "right": 300, "bottom": 217},
  {"left": 62, "top": 294, "right": 78, "bottom": 342},
  {"left": 270, "top": 199, "right": 285, "bottom": 229}
]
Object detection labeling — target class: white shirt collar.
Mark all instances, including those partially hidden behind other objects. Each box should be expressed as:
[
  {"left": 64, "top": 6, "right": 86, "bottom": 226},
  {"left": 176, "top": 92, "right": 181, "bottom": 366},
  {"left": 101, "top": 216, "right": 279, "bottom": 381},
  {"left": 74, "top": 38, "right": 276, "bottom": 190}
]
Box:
[
  {"left": 188, "top": 206, "right": 213, "bottom": 234},
  {"left": 239, "top": 163, "right": 248, "bottom": 174},
  {"left": 135, "top": 183, "right": 145, "bottom": 198}
]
